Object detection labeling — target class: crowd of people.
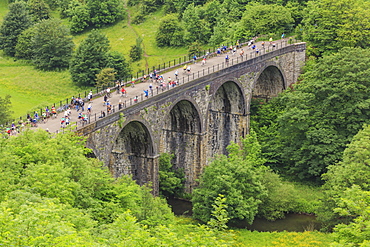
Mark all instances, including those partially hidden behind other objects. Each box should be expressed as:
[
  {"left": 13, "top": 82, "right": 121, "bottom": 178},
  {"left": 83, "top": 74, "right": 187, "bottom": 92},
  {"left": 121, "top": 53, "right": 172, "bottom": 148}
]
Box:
[{"left": 4, "top": 35, "right": 290, "bottom": 136}]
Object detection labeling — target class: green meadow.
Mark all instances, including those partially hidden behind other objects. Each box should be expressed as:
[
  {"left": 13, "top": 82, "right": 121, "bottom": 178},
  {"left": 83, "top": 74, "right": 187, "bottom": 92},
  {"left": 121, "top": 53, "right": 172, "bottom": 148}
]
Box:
[{"left": 234, "top": 230, "right": 333, "bottom": 247}]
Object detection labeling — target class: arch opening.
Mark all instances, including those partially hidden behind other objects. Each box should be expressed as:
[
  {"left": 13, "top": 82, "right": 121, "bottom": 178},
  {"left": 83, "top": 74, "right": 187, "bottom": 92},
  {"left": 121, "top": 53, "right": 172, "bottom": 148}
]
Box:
[
  {"left": 110, "top": 121, "right": 155, "bottom": 186},
  {"left": 208, "top": 81, "right": 246, "bottom": 158},
  {"left": 253, "top": 65, "right": 285, "bottom": 101},
  {"left": 163, "top": 100, "right": 202, "bottom": 192}
]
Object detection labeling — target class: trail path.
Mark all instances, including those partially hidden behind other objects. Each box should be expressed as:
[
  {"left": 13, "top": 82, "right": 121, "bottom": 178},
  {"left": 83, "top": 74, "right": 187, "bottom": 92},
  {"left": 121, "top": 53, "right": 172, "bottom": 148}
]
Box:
[
  {"left": 126, "top": 6, "right": 150, "bottom": 69},
  {"left": 36, "top": 39, "right": 289, "bottom": 133}
]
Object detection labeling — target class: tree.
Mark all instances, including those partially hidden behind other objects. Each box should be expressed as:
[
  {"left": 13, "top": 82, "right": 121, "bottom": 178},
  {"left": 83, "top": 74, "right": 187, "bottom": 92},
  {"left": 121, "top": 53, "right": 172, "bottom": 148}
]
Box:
[
  {"left": 187, "top": 41, "right": 202, "bottom": 57},
  {"left": 87, "top": 0, "right": 125, "bottom": 27},
  {"left": 323, "top": 124, "right": 370, "bottom": 192},
  {"left": 331, "top": 186, "right": 370, "bottom": 246},
  {"left": 140, "top": 0, "right": 160, "bottom": 13},
  {"left": 0, "top": 95, "right": 13, "bottom": 125},
  {"left": 32, "top": 18, "right": 75, "bottom": 70},
  {"left": 182, "top": 3, "right": 211, "bottom": 45},
  {"left": 318, "top": 124, "right": 370, "bottom": 230},
  {"left": 278, "top": 47, "right": 370, "bottom": 182},
  {"left": 156, "top": 14, "right": 184, "bottom": 47},
  {"left": 95, "top": 68, "right": 116, "bottom": 87},
  {"left": 201, "top": 0, "right": 225, "bottom": 28},
  {"left": 129, "top": 37, "right": 143, "bottom": 62},
  {"left": 207, "top": 194, "right": 230, "bottom": 231},
  {"left": 27, "top": 0, "right": 51, "bottom": 23},
  {"left": 249, "top": 95, "right": 288, "bottom": 174},
  {"left": 192, "top": 130, "right": 267, "bottom": 224},
  {"left": 220, "top": 0, "right": 248, "bottom": 22},
  {"left": 70, "top": 30, "right": 110, "bottom": 86},
  {"left": 69, "top": 4, "right": 90, "bottom": 34},
  {"left": 105, "top": 51, "right": 131, "bottom": 80},
  {"left": 209, "top": 18, "right": 232, "bottom": 46},
  {"left": 236, "top": 3, "right": 294, "bottom": 38},
  {"left": 158, "top": 153, "right": 185, "bottom": 198},
  {"left": 302, "top": 0, "right": 370, "bottom": 57},
  {"left": 0, "top": 191, "right": 96, "bottom": 246},
  {"left": 15, "top": 26, "right": 37, "bottom": 60},
  {"left": 43, "top": 0, "right": 61, "bottom": 10},
  {"left": 0, "top": 1, "right": 32, "bottom": 56},
  {"left": 0, "top": 129, "right": 239, "bottom": 246}
]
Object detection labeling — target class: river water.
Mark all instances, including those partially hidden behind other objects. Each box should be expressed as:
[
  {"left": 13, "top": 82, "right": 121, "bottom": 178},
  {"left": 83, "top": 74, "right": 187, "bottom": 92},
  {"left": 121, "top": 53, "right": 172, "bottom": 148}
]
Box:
[{"left": 167, "top": 198, "right": 320, "bottom": 232}]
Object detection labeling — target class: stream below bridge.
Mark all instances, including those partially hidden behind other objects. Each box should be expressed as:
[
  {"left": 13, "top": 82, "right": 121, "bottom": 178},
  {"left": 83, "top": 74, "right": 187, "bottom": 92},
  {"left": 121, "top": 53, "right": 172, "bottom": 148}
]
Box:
[{"left": 167, "top": 198, "right": 320, "bottom": 232}]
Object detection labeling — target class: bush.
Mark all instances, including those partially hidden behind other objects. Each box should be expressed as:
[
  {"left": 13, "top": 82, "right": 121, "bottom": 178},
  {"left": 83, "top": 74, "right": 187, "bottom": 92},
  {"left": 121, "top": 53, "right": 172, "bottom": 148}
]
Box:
[
  {"left": 129, "top": 37, "right": 143, "bottom": 62},
  {"left": 132, "top": 11, "right": 146, "bottom": 24},
  {"left": 158, "top": 153, "right": 185, "bottom": 198}
]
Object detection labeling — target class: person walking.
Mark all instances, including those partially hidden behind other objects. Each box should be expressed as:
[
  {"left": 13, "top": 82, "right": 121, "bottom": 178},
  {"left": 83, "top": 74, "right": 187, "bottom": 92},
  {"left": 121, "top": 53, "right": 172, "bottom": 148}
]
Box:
[
  {"left": 121, "top": 87, "right": 127, "bottom": 97},
  {"left": 88, "top": 91, "right": 93, "bottom": 102},
  {"left": 149, "top": 83, "right": 153, "bottom": 94},
  {"left": 144, "top": 90, "right": 149, "bottom": 98},
  {"left": 87, "top": 103, "right": 92, "bottom": 114},
  {"left": 201, "top": 55, "right": 206, "bottom": 66}
]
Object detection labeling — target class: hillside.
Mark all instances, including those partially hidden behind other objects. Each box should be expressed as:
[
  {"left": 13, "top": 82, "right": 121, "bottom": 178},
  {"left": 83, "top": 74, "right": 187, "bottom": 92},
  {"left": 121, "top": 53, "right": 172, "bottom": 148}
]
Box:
[{"left": 0, "top": 0, "right": 187, "bottom": 119}]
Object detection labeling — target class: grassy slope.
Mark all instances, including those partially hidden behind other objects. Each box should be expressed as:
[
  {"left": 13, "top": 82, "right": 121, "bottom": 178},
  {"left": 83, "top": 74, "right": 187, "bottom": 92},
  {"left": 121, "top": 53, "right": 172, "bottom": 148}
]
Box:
[
  {"left": 234, "top": 230, "right": 333, "bottom": 247},
  {"left": 0, "top": 57, "right": 84, "bottom": 118}
]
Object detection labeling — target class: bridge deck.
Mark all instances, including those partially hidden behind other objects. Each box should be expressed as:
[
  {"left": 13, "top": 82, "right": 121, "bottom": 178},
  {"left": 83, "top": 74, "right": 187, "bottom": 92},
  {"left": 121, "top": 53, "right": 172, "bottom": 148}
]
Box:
[{"left": 36, "top": 39, "right": 292, "bottom": 133}]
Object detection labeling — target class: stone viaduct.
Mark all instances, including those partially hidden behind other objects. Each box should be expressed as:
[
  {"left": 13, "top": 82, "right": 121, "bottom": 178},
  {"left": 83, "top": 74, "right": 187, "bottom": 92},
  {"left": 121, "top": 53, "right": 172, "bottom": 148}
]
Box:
[{"left": 77, "top": 42, "right": 306, "bottom": 195}]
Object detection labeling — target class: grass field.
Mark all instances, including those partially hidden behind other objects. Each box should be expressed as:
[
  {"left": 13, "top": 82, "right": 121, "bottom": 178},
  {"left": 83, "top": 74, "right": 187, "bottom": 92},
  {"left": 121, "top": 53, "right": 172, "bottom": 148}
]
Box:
[
  {"left": 0, "top": 0, "right": 189, "bottom": 119},
  {"left": 0, "top": 55, "right": 89, "bottom": 118},
  {"left": 234, "top": 230, "right": 333, "bottom": 247},
  {"left": 176, "top": 217, "right": 333, "bottom": 246}
]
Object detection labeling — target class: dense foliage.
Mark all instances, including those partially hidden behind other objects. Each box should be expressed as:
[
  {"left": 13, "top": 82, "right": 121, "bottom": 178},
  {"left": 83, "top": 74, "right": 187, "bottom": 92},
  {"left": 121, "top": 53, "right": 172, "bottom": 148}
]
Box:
[
  {"left": 70, "top": 30, "right": 130, "bottom": 86},
  {"left": 236, "top": 3, "right": 294, "bottom": 39},
  {"left": 0, "top": 130, "right": 236, "bottom": 246},
  {"left": 32, "top": 18, "right": 75, "bottom": 70},
  {"left": 63, "top": 0, "right": 125, "bottom": 33},
  {"left": 276, "top": 48, "right": 370, "bottom": 182},
  {"left": 0, "top": 1, "right": 31, "bottom": 56},
  {"left": 129, "top": 37, "right": 143, "bottom": 62},
  {"left": 95, "top": 68, "right": 117, "bottom": 87},
  {"left": 331, "top": 186, "right": 370, "bottom": 246},
  {"left": 156, "top": 14, "right": 183, "bottom": 47},
  {"left": 317, "top": 124, "right": 370, "bottom": 232},
  {"left": 1, "top": 0, "right": 370, "bottom": 244},
  {"left": 15, "top": 25, "right": 37, "bottom": 60},
  {"left": 27, "top": 0, "right": 51, "bottom": 23},
  {"left": 301, "top": 0, "right": 370, "bottom": 57},
  {"left": 69, "top": 30, "right": 109, "bottom": 86},
  {"left": 105, "top": 51, "right": 132, "bottom": 80},
  {"left": 193, "top": 130, "right": 316, "bottom": 224},
  {"left": 192, "top": 131, "right": 267, "bottom": 224},
  {"left": 158, "top": 153, "right": 185, "bottom": 198}
]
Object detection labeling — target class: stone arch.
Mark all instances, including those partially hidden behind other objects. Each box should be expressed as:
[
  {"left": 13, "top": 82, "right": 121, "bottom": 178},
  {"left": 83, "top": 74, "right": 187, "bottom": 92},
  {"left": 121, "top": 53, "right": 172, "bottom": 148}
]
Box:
[
  {"left": 168, "top": 96, "right": 203, "bottom": 132},
  {"left": 162, "top": 99, "right": 202, "bottom": 192},
  {"left": 207, "top": 80, "right": 246, "bottom": 159},
  {"left": 109, "top": 120, "right": 157, "bottom": 187},
  {"left": 252, "top": 65, "right": 286, "bottom": 100}
]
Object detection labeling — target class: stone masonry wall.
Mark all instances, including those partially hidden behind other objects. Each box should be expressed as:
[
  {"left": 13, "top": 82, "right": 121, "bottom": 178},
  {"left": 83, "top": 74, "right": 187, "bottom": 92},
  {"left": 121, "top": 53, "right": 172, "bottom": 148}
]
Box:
[{"left": 80, "top": 43, "right": 306, "bottom": 193}]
